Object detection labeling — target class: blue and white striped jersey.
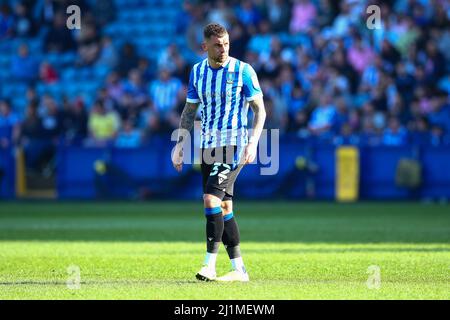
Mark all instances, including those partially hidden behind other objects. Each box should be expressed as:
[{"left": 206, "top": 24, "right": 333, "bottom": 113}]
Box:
[{"left": 186, "top": 56, "right": 263, "bottom": 149}]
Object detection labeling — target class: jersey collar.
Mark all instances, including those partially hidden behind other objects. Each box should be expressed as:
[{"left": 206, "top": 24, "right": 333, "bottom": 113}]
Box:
[{"left": 207, "top": 56, "right": 231, "bottom": 70}]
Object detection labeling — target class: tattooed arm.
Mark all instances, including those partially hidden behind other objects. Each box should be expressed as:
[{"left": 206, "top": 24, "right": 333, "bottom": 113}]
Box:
[
  {"left": 244, "top": 96, "right": 266, "bottom": 164},
  {"left": 172, "top": 102, "right": 199, "bottom": 172}
]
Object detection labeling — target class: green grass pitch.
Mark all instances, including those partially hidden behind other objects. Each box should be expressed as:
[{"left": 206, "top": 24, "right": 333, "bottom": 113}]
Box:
[{"left": 0, "top": 201, "right": 449, "bottom": 300}]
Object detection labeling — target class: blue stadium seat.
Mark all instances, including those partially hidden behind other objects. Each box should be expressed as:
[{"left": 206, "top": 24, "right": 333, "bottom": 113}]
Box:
[
  {"left": 1, "top": 82, "right": 25, "bottom": 98},
  {"left": 103, "top": 24, "right": 119, "bottom": 36},
  {"left": 60, "top": 52, "right": 77, "bottom": 66},
  {"left": 93, "top": 65, "right": 111, "bottom": 80},
  {"left": 62, "top": 68, "right": 77, "bottom": 81},
  {"left": 12, "top": 96, "right": 27, "bottom": 114}
]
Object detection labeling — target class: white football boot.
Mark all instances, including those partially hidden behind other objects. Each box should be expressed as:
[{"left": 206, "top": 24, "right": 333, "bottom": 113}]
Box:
[
  {"left": 195, "top": 266, "right": 217, "bottom": 281},
  {"left": 216, "top": 269, "right": 249, "bottom": 282}
]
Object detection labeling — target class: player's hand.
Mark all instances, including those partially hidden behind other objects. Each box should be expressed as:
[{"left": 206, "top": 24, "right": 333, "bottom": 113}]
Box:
[
  {"left": 243, "top": 141, "right": 257, "bottom": 164},
  {"left": 172, "top": 145, "right": 184, "bottom": 172}
]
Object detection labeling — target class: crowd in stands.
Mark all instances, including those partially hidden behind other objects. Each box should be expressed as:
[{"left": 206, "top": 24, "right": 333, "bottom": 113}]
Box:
[{"left": 0, "top": 0, "right": 449, "bottom": 173}]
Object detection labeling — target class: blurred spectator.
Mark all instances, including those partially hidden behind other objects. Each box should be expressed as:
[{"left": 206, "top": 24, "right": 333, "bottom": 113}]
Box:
[
  {"left": 228, "top": 21, "right": 250, "bottom": 61},
  {"left": 424, "top": 40, "right": 446, "bottom": 82},
  {"left": 347, "top": 35, "right": 375, "bottom": 74},
  {"left": 13, "top": 2, "right": 35, "bottom": 37},
  {"left": 438, "top": 75, "right": 450, "bottom": 95},
  {"left": 96, "top": 87, "right": 116, "bottom": 111},
  {"left": 331, "top": 49, "right": 358, "bottom": 93},
  {"left": 316, "top": 0, "right": 336, "bottom": 28},
  {"left": 236, "top": 0, "right": 261, "bottom": 32},
  {"left": 290, "top": 0, "right": 317, "bottom": 33},
  {"left": 0, "top": 100, "right": 21, "bottom": 148},
  {"left": 149, "top": 69, "right": 183, "bottom": 132},
  {"left": 158, "top": 44, "right": 186, "bottom": 76},
  {"left": 380, "top": 39, "right": 401, "bottom": 69},
  {"left": 116, "top": 43, "right": 139, "bottom": 78},
  {"left": 207, "top": 0, "right": 233, "bottom": 29},
  {"left": 39, "top": 61, "right": 59, "bottom": 83},
  {"left": 140, "top": 102, "right": 160, "bottom": 142},
  {"left": 409, "top": 117, "right": 430, "bottom": 146},
  {"left": 288, "top": 110, "right": 309, "bottom": 138},
  {"left": 26, "top": 86, "right": 40, "bottom": 106},
  {"left": 248, "top": 20, "right": 274, "bottom": 58},
  {"left": 11, "top": 43, "right": 40, "bottom": 83},
  {"left": 18, "top": 102, "right": 55, "bottom": 172},
  {"left": 382, "top": 117, "right": 408, "bottom": 146},
  {"left": 91, "top": 0, "right": 116, "bottom": 27},
  {"left": 122, "top": 69, "right": 147, "bottom": 108},
  {"left": 105, "top": 71, "right": 125, "bottom": 104},
  {"left": 39, "top": 96, "right": 62, "bottom": 142},
  {"left": 414, "top": 86, "right": 433, "bottom": 115},
  {"left": 308, "top": 95, "right": 336, "bottom": 137},
  {"left": 60, "top": 97, "right": 88, "bottom": 145},
  {"left": 326, "top": 67, "right": 350, "bottom": 96},
  {"left": 76, "top": 21, "right": 101, "bottom": 66},
  {"left": 185, "top": 4, "right": 205, "bottom": 56},
  {"left": 265, "top": 0, "right": 291, "bottom": 32},
  {"left": 333, "top": 96, "right": 349, "bottom": 133},
  {"left": 360, "top": 117, "right": 382, "bottom": 146},
  {"left": 87, "top": 100, "right": 121, "bottom": 147},
  {"left": 427, "top": 94, "right": 450, "bottom": 132},
  {"left": 330, "top": 0, "right": 355, "bottom": 37},
  {"left": 96, "top": 36, "right": 118, "bottom": 69},
  {"left": 0, "top": 4, "right": 14, "bottom": 39},
  {"left": 395, "top": 62, "right": 416, "bottom": 105},
  {"left": 430, "top": 125, "right": 450, "bottom": 146},
  {"left": 33, "top": 0, "right": 68, "bottom": 27},
  {"left": 115, "top": 120, "right": 142, "bottom": 148},
  {"left": 333, "top": 123, "right": 360, "bottom": 146},
  {"left": 0, "top": 0, "right": 448, "bottom": 152},
  {"left": 44, "top": 12, "right": 76, "bottom": 52},
  {"left": 135, "top": 58, "right": 153, "bottom": 83},
  {"left": 288, "top": 83, "right": 308, "bottom": 117},
  {"left": 264, "top": 97, "right": 288, "bottom": 133},
  {"left": 392, "top": 16, "right": 420, "bottom": 57},
  {"left": 176, "top": 0, "right": 193, "bottom": 33}
]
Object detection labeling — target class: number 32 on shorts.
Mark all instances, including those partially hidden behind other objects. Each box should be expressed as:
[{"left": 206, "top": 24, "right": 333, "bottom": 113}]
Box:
[{"left": 210, "top": 162, "right": 231, "bottom": 184}]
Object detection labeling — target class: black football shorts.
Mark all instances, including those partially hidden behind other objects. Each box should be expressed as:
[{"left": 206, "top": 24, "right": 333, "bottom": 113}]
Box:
[{"left": 200, "top": 145, "right": 245, "bottom": 201}]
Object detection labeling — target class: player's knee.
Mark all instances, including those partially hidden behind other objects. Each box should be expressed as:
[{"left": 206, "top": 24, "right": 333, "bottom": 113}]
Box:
[
  {"left": 221, "top": 201, "right": 233, "bottom": 215},
  {"left": 203, "top": 194, "right": 222, "bottom": 208}
]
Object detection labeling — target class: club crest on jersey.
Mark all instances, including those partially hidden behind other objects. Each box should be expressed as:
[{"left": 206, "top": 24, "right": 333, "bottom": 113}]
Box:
[{"left": 226, "top": 72, "right": 235, "bottom": 84}]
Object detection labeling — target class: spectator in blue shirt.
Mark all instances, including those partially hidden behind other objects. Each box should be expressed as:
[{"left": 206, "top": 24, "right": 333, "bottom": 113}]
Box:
[
  {"left": 149, "top": 68, "right": 183, "bottom": 131},
  {"left": 308, "top": 95, "right": 336, "bottom": 137},
  {"left": 383, "top": 117, "right": 408, "bottom": 146},
  {"left": 0, "top": 100, "right": 21, "bottom": 148},
  {"left": 360, "top": 117, "right": 382, "bottom": 146},
  {"left": 44, "top": 12, "right": 76, "bottom": 53},
  {"left": 430, "top": 125, "right": 450, "bottom": 147},
  {"left": 115, "top": 120, "right": 142, "bottom": 148},
  {"left": 11, "top": 44, "right": 40, "bottom": 83},
  {"left": 0, "top": 4, "right": 14, "bottom": 39},
  {"left": 333, "top": 123, "right": 360, "bottom": 146},
  {"left": 409, "top": 117, "right": 430, "bottom": 146}
]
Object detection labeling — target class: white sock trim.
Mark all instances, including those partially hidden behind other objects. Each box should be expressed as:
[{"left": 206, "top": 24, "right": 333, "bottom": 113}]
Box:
[
  {"left": 204, "top": 252, "right": 218, "bottom": 270},
  {"left": 231, "top": 257, "right": 245, "bottom": 273}
]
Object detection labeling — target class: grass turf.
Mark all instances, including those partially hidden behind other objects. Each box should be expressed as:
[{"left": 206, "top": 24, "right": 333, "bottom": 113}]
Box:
[{"left": 0, "top": 201, "right": 449, "bottom": 299}]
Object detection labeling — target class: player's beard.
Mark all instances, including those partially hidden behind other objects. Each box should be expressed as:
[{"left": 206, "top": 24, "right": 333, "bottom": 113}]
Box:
[{"left": 215, "top": 53, "right": 228, "bottom": 65}]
